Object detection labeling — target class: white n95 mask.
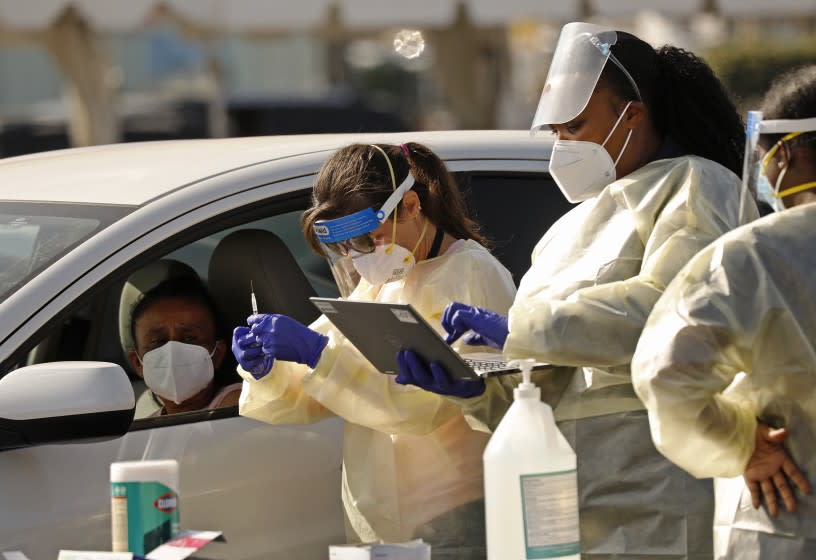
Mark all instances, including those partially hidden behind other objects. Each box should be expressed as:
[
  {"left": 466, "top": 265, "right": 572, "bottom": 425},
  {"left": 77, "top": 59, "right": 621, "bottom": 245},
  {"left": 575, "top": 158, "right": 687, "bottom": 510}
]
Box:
[
  {"left": 140, "top": 341, "right": 216, "bottom": 404},
  {"left": 352, "top": 244, "right": 415, "bottom": 285},
  {"left": 549, "top": 101, "right": 634, "bottom": 203},
  {"left": 350, "top": 216, "right": 429, "bottom": 286}
]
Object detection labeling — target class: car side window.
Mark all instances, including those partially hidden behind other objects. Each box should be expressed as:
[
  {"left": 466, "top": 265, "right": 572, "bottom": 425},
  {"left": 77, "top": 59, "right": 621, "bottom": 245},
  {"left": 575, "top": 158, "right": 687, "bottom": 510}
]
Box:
[
  {"left": 166, "top": 211, "right": 338, "bottom": 299},
  {"left": 126, "top": 209, "right": 336, "bottom": 420},
  {"left": 455, "top": 171, "right": 575, "bottom": 284},
  {"left": 17, "top": 199, "right": 335, "bottom": 423}
]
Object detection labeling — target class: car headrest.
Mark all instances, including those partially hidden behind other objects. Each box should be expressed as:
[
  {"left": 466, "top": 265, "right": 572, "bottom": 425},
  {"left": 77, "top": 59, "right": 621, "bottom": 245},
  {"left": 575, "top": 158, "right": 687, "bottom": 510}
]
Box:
[
  {"left": 208, "top": 229, "right": 320, "bottom": 334},
  {"left": 118, "top": 259, "right": 200, "bottom": 365}
]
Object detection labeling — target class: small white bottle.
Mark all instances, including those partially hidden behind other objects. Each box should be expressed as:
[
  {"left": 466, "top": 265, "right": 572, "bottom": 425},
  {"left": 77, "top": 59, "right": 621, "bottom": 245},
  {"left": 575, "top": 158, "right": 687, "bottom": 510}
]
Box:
[{"left": 483, "top": 359, "right": 580, "bottom": 560}]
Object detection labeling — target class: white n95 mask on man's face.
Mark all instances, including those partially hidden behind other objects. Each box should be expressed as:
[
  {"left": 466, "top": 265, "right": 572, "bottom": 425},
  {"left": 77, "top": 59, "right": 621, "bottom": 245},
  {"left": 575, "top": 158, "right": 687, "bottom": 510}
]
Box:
[
  {"left": 140, "top": 340, "right": 216, "bottom": 404},
  {"left": 548, "top": 101, "right": 634, "bottom": 203}
]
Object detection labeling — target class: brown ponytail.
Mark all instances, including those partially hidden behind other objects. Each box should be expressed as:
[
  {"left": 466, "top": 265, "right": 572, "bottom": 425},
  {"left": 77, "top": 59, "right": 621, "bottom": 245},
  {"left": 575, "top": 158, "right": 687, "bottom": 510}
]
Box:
[
  {"left": 302, "top": 142, "right": 489, "bottom": 255},
  {"left": 401, "top": 142, "right": 489, "bottom": 247}
]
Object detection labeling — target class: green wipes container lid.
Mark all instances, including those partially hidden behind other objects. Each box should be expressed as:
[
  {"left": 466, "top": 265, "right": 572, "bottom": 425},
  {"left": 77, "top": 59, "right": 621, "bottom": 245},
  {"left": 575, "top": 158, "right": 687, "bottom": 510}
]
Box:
[{"left": 110, "top": 459, "right": 179, "bottom": 489}]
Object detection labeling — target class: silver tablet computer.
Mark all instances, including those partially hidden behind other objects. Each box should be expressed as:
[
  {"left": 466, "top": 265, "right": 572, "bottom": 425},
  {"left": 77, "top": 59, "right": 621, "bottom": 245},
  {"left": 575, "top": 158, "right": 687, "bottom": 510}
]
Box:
[{"left": 310, "top": 297, "right": 546, "bottom": 380}]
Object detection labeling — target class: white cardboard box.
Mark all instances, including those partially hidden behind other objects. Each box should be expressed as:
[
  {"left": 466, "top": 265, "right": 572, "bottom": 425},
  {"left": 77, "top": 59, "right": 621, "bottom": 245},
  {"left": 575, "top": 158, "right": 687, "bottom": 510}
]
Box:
[
  {"left": 329, "top": 540, "right": 430, "bottom": 560},
  {"left": 57, "top": 530, "right": 223, "bottom": 560}
]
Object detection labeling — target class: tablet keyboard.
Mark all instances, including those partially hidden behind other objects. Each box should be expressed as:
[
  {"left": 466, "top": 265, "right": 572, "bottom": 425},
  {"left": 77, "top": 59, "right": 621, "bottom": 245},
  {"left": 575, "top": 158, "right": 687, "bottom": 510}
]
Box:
[{"left": 464, "top": 357, "right": 512, "bottom": 374}]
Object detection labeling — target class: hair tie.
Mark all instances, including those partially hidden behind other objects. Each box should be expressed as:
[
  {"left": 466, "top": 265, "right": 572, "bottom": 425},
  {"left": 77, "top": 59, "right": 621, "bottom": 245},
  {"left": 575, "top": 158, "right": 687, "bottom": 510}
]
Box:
[{"left": 399, "top": 143, "right": 411, "bottom": 160}]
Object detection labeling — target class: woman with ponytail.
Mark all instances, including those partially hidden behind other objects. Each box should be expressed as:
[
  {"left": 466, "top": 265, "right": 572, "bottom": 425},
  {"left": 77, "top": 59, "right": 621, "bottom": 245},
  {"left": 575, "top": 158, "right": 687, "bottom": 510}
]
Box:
[
  {"left": 632, "top": 66, "right": 816, "bottom": 559},
  {"left": 231, "top": 142, "right": 516, "bottom": 558},
  {"left": 398, "top": 23, "right": 760, "bottom": 559}
]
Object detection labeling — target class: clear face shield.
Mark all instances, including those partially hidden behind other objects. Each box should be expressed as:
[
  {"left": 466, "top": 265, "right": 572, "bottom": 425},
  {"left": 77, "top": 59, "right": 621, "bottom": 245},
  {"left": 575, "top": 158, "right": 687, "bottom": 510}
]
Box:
[
  {"left": 314, "top": 171, "right": 415, "bottom": 298},
  {"left": 742, "top": 112, "right": 816, "bottom": 215},
  {"left": 531, "top": 22, "right": 627, "bottom": 131},
  {"left": 530, "top": 22, "right": 642, "bottom": 203}
]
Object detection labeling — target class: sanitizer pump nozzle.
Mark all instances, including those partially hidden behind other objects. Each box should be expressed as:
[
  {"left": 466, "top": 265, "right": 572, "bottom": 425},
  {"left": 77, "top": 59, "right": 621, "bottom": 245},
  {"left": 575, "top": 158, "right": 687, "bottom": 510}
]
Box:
[
  {"left": 483, "top": 357, "right": 581, "bottom": 559},
  {"left": 509, "top": 358, "right": 538, "bottom": 398}
]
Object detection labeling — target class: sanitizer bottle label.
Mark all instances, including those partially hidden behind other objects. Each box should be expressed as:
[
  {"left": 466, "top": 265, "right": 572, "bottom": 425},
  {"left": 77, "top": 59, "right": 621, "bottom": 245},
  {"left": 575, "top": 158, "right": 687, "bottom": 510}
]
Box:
[{"left": 520, "top": 470, "right": 580, "bottom": 558}]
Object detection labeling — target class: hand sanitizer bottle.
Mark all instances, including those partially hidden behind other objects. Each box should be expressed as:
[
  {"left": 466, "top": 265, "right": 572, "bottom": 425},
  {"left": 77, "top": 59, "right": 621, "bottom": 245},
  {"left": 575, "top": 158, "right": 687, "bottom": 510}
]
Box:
[{"left": 483, "top": 359, "right": 580, "bottom": 559}]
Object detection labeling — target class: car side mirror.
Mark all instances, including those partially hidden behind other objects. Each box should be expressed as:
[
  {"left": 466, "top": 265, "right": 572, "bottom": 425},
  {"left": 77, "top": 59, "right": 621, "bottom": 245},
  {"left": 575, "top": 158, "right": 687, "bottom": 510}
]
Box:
[{"left": 0, "top": 361, "right": 135, "bottom": 451}]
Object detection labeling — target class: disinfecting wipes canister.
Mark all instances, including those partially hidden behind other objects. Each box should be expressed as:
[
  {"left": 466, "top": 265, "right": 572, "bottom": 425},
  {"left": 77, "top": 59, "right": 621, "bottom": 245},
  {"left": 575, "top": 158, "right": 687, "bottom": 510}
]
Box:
[{"left": 110, "top": 460, "right": 180, "bottom": 555}]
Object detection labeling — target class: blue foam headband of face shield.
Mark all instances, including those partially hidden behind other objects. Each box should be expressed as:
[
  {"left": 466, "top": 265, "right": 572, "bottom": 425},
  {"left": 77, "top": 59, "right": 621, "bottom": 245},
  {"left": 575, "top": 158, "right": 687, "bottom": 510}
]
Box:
[
  {"left": 313, "top": 172, "right": 415, "bottom": 243},
  {"left": 313, "top": 207, "right": 381, "bottom": 243}
]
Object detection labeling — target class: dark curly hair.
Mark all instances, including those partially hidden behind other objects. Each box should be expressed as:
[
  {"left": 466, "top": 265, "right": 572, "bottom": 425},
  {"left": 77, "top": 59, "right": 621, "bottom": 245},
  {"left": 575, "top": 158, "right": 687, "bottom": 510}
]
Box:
[
  {"left": 600, "top": 32, "right": 744, "bottom": 176},
  {"left": 758, "top": 65, "right": 816, "bottom": 154}
]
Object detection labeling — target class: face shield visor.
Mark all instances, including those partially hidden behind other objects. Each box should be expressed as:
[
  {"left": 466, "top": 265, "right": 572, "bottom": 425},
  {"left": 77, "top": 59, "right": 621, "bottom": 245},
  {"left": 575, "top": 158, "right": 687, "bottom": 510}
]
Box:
[
  {"left": 532, "top": 22, "right": 636, "bottom": 131},
  {"left": 313, "top": 170, "right": 415, "bottom": 298},
  {"left": 741, "top": 112, "right": 816, "bottom": 215}
]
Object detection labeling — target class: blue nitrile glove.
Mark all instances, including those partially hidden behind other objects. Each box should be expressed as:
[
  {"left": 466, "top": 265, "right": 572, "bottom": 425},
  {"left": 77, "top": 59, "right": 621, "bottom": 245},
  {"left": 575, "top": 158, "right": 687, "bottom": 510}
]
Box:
[
  {"left": 248, "top": 313, "right": 329, "bottom": 369},
  {"left": 232, "top": 325, "right": 275, "bottom": 380},
  {"left": 395, "top": 349, "right": 485, "bottom": 398},
  {"left": 441, "top": 301, "right": 509, "bottom": 350}
]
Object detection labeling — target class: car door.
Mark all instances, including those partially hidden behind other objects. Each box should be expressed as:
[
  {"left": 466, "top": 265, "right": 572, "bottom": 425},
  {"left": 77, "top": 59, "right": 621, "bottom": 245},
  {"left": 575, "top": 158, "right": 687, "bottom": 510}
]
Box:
[{"left": 0, "top": 174, "right": 346, "bottom": 560}]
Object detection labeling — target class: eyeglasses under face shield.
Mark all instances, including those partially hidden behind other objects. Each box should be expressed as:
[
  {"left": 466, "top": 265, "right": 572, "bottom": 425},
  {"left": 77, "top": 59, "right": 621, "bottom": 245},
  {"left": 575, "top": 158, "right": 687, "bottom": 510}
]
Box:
[{"left": 316, "top": 209, "right": 380, "bottom": 257}]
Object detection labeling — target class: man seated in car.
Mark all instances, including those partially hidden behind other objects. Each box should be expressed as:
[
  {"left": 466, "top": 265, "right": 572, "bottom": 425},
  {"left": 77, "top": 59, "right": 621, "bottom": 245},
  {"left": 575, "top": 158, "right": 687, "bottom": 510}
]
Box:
[{"left": 128, "top": 277, "right": 241, "bottom": 415}]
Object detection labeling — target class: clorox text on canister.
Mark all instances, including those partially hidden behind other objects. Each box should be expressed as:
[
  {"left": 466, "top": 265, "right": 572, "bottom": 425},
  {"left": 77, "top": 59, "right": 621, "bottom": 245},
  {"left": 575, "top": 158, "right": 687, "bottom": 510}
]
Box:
[{"left": 110, "top": 459, "right": 180, "bottom": 555}]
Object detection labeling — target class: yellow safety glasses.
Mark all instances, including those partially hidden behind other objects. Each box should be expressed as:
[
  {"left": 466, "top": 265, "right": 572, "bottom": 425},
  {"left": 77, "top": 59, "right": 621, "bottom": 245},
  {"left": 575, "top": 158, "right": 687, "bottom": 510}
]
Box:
[{"left": 760, "top": 131, "right": 816, "bottom": 199}]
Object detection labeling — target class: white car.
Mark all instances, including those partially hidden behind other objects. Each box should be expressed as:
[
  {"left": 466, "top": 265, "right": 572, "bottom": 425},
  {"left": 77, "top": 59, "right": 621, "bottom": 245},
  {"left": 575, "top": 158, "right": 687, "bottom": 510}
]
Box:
[{"left": 0, "top": 131, "right": 566, "bottom": 559}]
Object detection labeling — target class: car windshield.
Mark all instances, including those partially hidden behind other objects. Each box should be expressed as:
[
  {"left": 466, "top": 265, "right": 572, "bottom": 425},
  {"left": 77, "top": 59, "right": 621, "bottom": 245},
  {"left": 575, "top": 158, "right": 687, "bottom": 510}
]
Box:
[{"left": 0, "top": 202, "right": 132, "bottom": 304}]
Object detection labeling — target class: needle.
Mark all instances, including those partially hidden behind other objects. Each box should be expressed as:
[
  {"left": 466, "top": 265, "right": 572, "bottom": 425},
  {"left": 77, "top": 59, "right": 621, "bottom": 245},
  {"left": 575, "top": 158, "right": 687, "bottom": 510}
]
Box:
[{"left": 251, "top": 280, "right": 258, "bottom": 315}]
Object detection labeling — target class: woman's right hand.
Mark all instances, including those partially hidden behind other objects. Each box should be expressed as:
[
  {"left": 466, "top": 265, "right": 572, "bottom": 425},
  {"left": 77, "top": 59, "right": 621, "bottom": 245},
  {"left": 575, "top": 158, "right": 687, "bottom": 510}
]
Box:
[
  {"left": 232, "top": 325, "right": 275, "bottom": 380},
  {"left": 743, "top": 422, "right": 812, "bottom": 517},
  {"left": 395, "top": 349, "right": 485, "bottom": 398}
]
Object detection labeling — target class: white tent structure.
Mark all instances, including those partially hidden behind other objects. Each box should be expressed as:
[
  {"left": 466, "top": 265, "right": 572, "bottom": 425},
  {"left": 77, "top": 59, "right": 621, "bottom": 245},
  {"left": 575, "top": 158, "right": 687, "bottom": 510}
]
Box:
[
  {"left": 0, "top": 1, "right": 580, "bottom": 146},
  {"left": 0, "top": 1, "right": 582, "bottom": 34},
  {"left": 11, "top": 0, "right": 806, "bottom": 35},
  {"left": 1, "top": 0, "right": 813, "bottom": 146}
]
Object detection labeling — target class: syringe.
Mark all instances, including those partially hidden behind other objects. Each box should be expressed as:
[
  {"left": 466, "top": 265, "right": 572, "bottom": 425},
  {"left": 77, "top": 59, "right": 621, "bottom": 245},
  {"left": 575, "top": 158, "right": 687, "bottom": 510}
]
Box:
[{"left": 251, "top": 280, "right": 258, "bottom": 315}]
